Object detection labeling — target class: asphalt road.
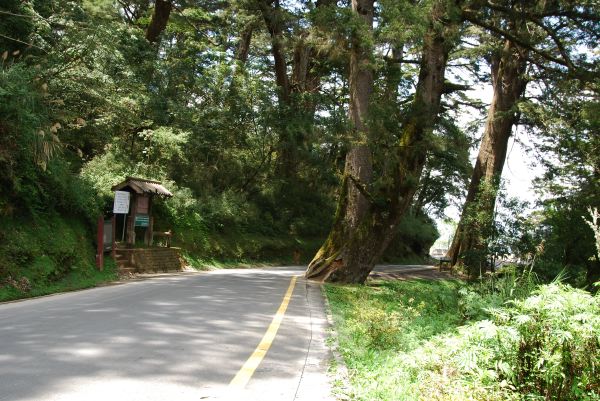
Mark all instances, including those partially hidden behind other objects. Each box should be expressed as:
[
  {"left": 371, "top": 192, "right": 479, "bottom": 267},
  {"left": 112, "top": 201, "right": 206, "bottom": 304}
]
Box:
[{"left": 0, "top": 266, "right": 334, "bottom": 401}]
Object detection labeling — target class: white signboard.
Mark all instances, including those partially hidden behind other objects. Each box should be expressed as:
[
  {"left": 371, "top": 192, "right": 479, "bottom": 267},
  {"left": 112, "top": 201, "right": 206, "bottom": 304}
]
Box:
[{"left": 113, "top": 191, "right": 130, "bottom": 214}]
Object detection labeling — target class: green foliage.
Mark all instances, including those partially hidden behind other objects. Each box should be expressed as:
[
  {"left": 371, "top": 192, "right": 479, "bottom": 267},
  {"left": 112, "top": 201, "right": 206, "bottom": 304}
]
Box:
[
  {"left": 383, "top": 212, "right": 440, "bottom": 263},
  {"left": 0, "top": 215, "right": 91, "bottom": 283},
  {"left": 0, "top": 214, "right": 115, "bottom": 302},
  {"left": 421, "top": 284, "right": 600, "bottom": 401},
  {"left": 0, "top": 257, "right": 117, "bottom": 302},
  {"left": 413, "top": 117, "right": 472, "bottom": 218},
  {"left": 534, "top": 202, "right": 600, "bottom": 285},
  {"left": 0, "top": 0, "right": 36, "bottom": 54},
  {"left": 0, "top": 64, "right": 48, "bottom": 205},
  {"left": 328, "top": 278, "right": 600, "bottom": 401},
  {"left": 493, "top": 284, "right": 600, "bottom": 399},
  {"left": 327, "top": 279, "right": 463, "bottom": 353},
  {"left": 0, "top": 0, "right": 125, "bottom": 222},
  {"left": 527, "top": 77, "right": 600, "bottom": 284},
  {"left": 326, "top": 279, "right": 464, "bottom": 401},
  {"left": 458, "top": 265, "right": 539, "bottom": 321}
]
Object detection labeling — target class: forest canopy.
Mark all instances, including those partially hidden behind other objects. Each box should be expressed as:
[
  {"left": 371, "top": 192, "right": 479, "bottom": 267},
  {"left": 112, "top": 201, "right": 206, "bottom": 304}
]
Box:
[{"left": 0, "top": 0, "right": 598, "bottom": 287}]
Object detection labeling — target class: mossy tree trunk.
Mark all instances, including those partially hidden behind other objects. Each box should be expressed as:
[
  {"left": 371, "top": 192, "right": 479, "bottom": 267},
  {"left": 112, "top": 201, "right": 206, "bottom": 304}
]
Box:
[
  {"left": 305, "top": 0, "right": 460, "bottom": 283},
  {"left": 448, "top": 38, "right": 528, "bottom": 274}
]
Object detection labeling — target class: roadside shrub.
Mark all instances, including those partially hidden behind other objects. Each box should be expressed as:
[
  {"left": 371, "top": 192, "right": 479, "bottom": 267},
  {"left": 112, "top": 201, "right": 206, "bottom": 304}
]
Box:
[
  {"left": 351, "top": 303, "right": 407, "bottom": 349},
  {"left": 328, "top": 278, "right": 600, "bottom": 401},
  {"left": 532, "top": 259, "right": 588, "bottom": 288},
  {"left": 327, "top": 280, "right": 461, "bottom": 354},
  {"left": 458, "top": 265, "right": 539, "bottom": 320},
  {"left": 0, "top": 215, "right": 95, "bottom": 288},
  {"left": 2, "top": 276, "right": 31, "bottom": 292},
  {"left": 420, "top": 284, "right": 600, "bottom": 401},
  {"left": 498, "top": 284, "right": 600, "bottom": 399}
]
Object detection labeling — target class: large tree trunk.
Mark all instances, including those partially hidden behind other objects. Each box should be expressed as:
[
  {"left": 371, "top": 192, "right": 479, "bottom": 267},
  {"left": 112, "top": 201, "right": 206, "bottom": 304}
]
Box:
[
  {"left": 146, "top": 0, "right": 172, "bottom": 43},
  {"left": 305, "top": 0, "right": 458, "bottom": 283},
  {"left": 448, "top": 39, "right": 528, "bottom": 273}
]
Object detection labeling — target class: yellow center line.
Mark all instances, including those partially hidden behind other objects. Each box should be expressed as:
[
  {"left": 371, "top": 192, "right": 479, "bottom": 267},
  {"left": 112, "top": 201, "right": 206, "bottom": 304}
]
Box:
[{"left": 229, "top": 275, "right": 298, "bottom": 389}]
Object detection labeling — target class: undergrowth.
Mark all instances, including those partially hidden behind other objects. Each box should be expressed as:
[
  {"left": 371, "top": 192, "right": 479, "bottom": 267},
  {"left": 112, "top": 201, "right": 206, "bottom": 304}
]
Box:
[
  {"left": 326, "top": 274, "right": 600, "bottom": 401},
  {"left": 0, "top": 258, "right": 118, "bottom": 302},
  {"left": 0, "top": 214, "right": 118, "bottom": 302}
]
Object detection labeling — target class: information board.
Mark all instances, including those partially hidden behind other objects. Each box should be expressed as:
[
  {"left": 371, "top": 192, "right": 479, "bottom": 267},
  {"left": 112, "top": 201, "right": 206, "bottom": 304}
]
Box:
[
  {"left": 134, "top": 214, "right": 150, "bottom": 227},
  {"left": 137, "top": 196, "right": 149, "bottom": 214},
  {"left": 113, "top": 191, "right": 130, "bottom": 214}
]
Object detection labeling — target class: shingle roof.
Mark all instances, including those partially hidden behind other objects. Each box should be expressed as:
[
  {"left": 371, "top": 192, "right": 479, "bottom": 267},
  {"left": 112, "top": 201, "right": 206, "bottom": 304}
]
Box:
[{"left": 111, "top": 177, "right": 173, "bottom": 197}]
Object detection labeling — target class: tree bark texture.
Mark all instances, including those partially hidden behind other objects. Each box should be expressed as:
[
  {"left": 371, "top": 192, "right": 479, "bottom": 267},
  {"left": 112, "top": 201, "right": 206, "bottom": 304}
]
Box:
[
  {"left": 305, "top": 0, "right": 459, "bottom": 283},
  {"left": 258, "top": 0, "right": 290, "bottom": 103},
  {"left": 146, "top": 0, "right": 172, "bottom": 43},
  {"left": 448, "top": 39, "right": 528, "bottom": 270},
  {"left": 236, "top": 25, "right": 254, "bottom": 63}
]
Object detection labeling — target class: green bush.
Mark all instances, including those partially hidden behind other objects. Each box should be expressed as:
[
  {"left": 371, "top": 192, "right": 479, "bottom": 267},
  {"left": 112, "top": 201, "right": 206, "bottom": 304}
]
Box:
[
  {"left": 533, "top": 259, "right": 588, "bottom": 288},
  {"left": 328, "top": 277, "right": 600, "bottom": 401},
  {"left": 382, "top": 213, "right": 440, "bottom": 263},
  {"left": 497, "top": 284, "right": 599, "bottom": 400},
  {"left": 458, "top": 265, "right": 539, "bottom": 320},
  {"left": 418, "top": 284, "right": 600, "bottom": 401},
  {"left": 0, "top": 215, "right": 96, "bottom": 290}
]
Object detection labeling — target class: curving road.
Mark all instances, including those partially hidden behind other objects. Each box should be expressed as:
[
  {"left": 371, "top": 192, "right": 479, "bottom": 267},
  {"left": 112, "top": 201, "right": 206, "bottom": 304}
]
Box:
[{"left": 0, "top": 267, "right": 333, "bottom": 401}]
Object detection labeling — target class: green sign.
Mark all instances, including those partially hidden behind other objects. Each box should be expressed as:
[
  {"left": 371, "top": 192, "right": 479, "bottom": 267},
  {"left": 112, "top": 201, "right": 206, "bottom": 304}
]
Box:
[{"left": 134, "top": 214, "right": 150, "bottom": 227}]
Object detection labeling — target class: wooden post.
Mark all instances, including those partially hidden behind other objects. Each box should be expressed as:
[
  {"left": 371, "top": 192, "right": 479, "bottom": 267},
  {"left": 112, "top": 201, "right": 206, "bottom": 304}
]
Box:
[
  {"left": 148, "top": 216, "right": 154, "bottom": 246},
  {"left": 145, "top": 196, "right": 153, "bottom": 247},
  {"left": 96, "top": 216, "right": 104, "bottom": 270},
  {"left": 127, "top": 194, "right": 138, "bottom": 246},
  {"left": 111, "top": 215, "right": 116, "bottom": 259}
]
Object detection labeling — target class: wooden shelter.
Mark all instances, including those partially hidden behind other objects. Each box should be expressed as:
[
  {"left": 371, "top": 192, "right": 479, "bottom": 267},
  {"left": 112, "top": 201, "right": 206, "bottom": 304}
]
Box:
[{"left": 111, "top": 177, "right": 172, "bottom": 246}]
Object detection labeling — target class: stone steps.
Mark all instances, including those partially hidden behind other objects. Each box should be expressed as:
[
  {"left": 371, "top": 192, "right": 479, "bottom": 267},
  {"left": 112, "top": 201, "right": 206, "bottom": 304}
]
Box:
[
  {"left": 118, "top": 267, "right": 137, "bottom": 275},
  {"left": 114, "top": 249, "right": 137, "bottom": 274},
  {"left": 112, "top": 248, "right": 183, "bottom": 274}
]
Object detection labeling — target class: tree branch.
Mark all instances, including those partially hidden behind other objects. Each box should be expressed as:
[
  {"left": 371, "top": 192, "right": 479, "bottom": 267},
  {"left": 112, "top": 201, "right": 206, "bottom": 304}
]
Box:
[
  {"left": 0, "top": 33, "right": 46, "bottom": 52},
  {"left": 442, "top": 81, "right": 471, "bottom": 94},
  {"left": 485, "top": 1, "right": 600, "bottom": 23},
  {"left": 463, "top": 10, "right": 572, "bottom": 69}
]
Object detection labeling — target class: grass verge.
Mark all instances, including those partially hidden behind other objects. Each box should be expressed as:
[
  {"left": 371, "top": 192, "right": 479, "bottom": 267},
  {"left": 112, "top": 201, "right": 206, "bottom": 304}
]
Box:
[
  {"left": 0, "top": 258, "right": 118, "bottom": 303},
  {"left": 326, "top": 280, "right": 464, "bottom": 401},
  {"left": 326, "top": 276, "right": 600, "bottom": 401}
]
